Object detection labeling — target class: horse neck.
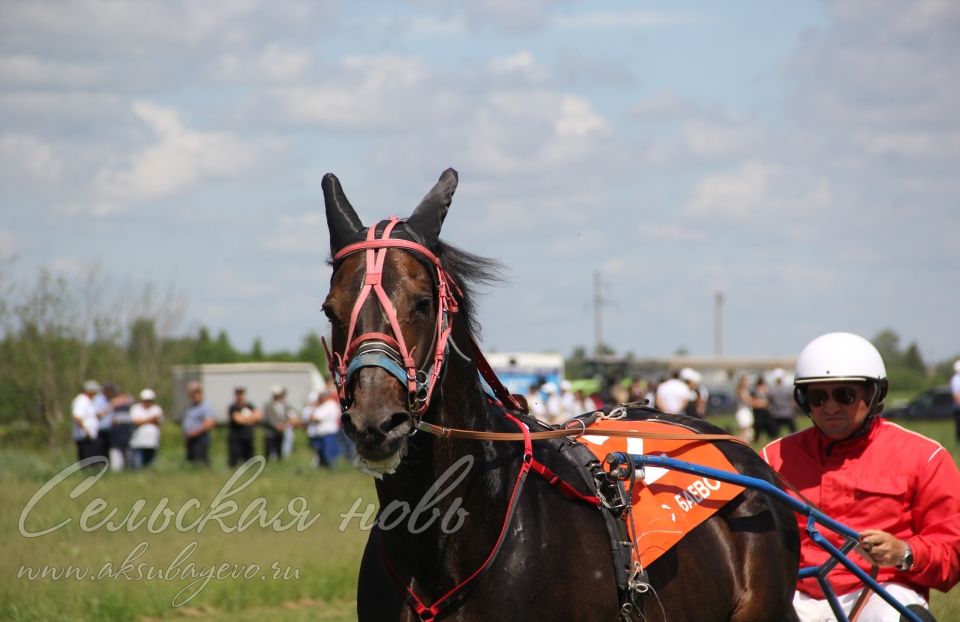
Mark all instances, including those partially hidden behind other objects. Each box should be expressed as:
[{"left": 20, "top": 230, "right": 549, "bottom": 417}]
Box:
[{"left": 375, "top": 335, "right": 493, "bottom": 502}]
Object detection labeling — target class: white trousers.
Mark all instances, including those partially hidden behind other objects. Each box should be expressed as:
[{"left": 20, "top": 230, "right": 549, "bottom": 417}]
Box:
[{"left": 793, "top": 583, "right": 928, "bottom": 621}]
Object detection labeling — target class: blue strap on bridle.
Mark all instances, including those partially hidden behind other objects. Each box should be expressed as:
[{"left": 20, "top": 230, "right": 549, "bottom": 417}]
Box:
[{"left": 345, "top": 350, "right": 411, "bottom": 389}]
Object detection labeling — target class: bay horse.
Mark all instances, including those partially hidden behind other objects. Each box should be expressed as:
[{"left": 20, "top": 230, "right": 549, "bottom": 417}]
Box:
[{"left": 321, "top": 168, "right": 800, "bottom": 621}]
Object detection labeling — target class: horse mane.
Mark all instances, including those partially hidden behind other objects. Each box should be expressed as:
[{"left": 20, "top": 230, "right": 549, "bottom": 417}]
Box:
[{"left": 436, "top": 240, "right": 504, "bottom": 339}]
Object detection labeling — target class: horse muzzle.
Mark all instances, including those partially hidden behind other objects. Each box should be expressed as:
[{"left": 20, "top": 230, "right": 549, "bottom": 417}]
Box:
[{"left": 341, "top": 368, "right": 416, "bottom": 475}]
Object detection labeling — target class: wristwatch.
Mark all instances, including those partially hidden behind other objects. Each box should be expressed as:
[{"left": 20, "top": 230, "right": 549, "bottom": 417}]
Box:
[{"left": 898, "top": 543, "right": 914, "bottom": 571}]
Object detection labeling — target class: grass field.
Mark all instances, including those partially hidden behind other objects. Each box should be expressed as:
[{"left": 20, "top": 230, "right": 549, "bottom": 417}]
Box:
[{"left": 1, "top": 418, "right": 958, "bottom": 621}]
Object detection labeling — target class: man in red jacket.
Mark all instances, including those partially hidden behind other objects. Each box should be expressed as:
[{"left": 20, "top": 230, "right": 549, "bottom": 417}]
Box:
[{"left": 762, "top": 332, "right": 960, "bottom": 621}]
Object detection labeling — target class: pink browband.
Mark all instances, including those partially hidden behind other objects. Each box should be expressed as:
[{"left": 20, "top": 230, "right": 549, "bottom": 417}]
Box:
[{"left": 323, "top": 218, "right": 461, "bottom": 414}]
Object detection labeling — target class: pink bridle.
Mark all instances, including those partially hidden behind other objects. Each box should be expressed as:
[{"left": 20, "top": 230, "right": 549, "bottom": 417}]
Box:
[{"left": 323, "top": 218, "right": 461, "bottom": 415}]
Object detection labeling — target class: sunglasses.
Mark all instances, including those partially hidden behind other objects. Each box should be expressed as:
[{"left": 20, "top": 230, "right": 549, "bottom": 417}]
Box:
[{"left": 805, "top": 386, "right": 861, "bottom": 408}]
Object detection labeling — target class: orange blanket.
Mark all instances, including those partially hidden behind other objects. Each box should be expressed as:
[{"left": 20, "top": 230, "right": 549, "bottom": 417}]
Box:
[{"left": 577, "top": 419, "right": 744, "bottom": 567}]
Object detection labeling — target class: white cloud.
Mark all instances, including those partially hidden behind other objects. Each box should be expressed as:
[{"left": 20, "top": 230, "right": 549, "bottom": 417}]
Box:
[
  {"left": 685, "top": 161, "right": 833, "bottom": 220},
  {"left": 93, "top": 101, "right": 267, "bottom": 205},
  {"left": 462, "top": 91, "right": 611, "bottom": 174},
  {"left": 487, "top": 51, "right": 547, "bottom": 81},
  {"left": 251, "top": 55, "right": 435, "bottom": 128}
]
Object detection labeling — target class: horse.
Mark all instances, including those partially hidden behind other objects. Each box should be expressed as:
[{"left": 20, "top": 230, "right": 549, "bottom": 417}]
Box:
[{"left": 321, "top": 168, "right": 800, "bottom": 621}]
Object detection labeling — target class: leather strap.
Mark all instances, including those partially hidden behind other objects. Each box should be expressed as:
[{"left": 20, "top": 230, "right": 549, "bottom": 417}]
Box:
[{"left": 416, "top": 419, "right": 754, "bottom": 448}]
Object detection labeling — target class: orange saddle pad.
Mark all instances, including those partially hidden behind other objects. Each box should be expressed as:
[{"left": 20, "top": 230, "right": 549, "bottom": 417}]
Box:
[{"left": 577, "top": 419, "right": 744, "bottom": 567}]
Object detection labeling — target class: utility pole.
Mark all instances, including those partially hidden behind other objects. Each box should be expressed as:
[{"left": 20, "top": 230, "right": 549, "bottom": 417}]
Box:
[
  {"left": 714, "top": 290, "right": 724, "bottom": 356},
  {"left": 593, "top": 270, "right": 604, "bottom": 355}
]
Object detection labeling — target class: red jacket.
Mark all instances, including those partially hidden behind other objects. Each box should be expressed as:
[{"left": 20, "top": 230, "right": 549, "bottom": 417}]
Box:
[{"left": 762, "top": 418, "right": 960, "bottom": 598}]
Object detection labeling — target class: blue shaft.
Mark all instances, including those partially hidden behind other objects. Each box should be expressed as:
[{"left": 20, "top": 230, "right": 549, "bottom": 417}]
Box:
[{"left": 607, "top": 452, "right": 924, "bottom": 622}]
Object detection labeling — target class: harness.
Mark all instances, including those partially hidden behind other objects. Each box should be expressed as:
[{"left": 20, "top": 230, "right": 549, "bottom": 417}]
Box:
[
  {"left": 322, "top": 218, "right": 461, "bottom": 415},
  {"left": 323, "top": 220, "right": 726, "bottom": 621}
]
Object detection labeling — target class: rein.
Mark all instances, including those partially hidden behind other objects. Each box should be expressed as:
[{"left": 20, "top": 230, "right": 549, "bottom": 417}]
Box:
[{"left": 416, "top": 418, "right": 754, "bottom": 447}]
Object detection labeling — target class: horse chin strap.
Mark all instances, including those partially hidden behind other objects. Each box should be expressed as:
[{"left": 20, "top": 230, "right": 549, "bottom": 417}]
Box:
[{"left": 322, "top": 217, "right": 461, "bottom": 417}]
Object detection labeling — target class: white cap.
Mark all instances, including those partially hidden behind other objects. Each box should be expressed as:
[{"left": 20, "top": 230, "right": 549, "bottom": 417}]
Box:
[
  {"left": 560, "top": 380, "right": 572, "bottom": 392},
  {"left": 772, "top": 368, "right": 786, "bottom": 380},
  {"left": 679, "top": 368, "right": 701, "bottom": 383},
  {"left": 954, "top": 360, "right": 960, "bottom": 373},
  {"left": 139, "top": 388, "right": 157, "bottom": 401},
  {"left": 271, "top": 384, "right": 285, "bottom": 396},
  {"left": 83, "top": 380, "right": 101, "bottom": 393},
  {"left": 542, "top": 382, "right": 558, "bottom": 394}
]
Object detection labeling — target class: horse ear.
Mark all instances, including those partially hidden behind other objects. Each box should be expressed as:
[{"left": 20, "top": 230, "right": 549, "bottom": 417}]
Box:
[
  {"left": 322, "top": 173, "right": 364, "bottom": 254},
  {"left": 406, "top": 168, "right": 458, "bottom": 245}
]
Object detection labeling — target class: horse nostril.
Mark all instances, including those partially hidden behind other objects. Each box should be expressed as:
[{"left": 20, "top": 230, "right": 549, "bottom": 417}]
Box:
[
  {"left": 341, "top": 414, "right": 358, "bottom": 437},
  {"left": 381, "top": 412, "right": 411, "bottom": 435}
]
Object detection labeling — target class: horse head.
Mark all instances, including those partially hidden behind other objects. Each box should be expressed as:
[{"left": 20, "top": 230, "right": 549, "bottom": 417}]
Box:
[{"left": 322, "top": 169, "right": 459, "bottom": 476}]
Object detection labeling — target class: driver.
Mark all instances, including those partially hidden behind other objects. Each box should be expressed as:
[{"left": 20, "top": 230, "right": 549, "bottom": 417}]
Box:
[{"left": 762, "top": 332, "right": 960, "bottom": 621}]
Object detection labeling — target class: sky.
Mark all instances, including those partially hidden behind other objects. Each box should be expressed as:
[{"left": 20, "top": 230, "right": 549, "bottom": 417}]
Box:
[{"left": 1, "top": 0, "right": 958, "bottom": 364}]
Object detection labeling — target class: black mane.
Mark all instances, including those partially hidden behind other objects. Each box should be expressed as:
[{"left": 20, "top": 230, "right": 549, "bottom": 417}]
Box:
[{"left": 436, "top": 240, "right": 503, "bottom": 339}]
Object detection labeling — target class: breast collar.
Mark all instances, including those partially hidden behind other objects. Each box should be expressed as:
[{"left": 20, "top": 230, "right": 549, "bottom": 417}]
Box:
[{"left": 322, "top": 217, "right": 462, "bottom": 415}]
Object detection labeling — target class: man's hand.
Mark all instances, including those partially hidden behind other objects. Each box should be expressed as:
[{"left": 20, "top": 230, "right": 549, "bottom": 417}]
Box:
[{"left": 857, "top": 529, "right": 909, "bottom": 567}]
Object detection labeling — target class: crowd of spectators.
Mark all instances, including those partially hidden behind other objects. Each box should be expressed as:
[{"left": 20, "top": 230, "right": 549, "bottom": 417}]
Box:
[{"left": 70, "top": 378, "right": 353, "bottom": 470}]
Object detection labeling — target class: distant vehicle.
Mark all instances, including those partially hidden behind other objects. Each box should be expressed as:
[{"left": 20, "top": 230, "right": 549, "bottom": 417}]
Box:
[
  {"left": 171, "top": 362, "right": 325, "bottom": 423},
  {"left": 883, "top": 387, "right": 955, "bottom": 420}
]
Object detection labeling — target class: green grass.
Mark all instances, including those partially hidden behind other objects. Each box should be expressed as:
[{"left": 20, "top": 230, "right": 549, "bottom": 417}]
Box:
[
  {"left": 2, "top": 419, "right": 959, "bottom": 620},
  {"left": 1, "top": 425, "right": 374, "bottom": 622}
]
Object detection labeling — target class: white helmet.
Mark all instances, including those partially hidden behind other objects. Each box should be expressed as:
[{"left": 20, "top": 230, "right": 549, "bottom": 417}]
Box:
[{"left": 794, "top": 332, "right": 887, "bottom": 411}]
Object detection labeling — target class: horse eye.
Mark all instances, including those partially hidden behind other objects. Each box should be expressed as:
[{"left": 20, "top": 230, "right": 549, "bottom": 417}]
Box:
[
  {"left": 321, "top": 304, "right": 337, "bottom": 323},
  {"left": 414, "top": 297, "right": 432, "bottom": 317}
]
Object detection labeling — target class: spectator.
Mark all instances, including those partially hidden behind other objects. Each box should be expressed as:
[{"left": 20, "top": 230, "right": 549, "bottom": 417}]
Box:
[
  {"left": 680, "top": 368, "right": 709, "bottom": 418},
  {"left": 559, "top": 380, "right": 578, "bottom": 419},
  {"left": 762, "top": 332, "right": 960, "bottom": 621},
  {"left": 541, "top": 382, "right": 564, "bottom": 425},
  {"left": 751, "top": 376, "right": 775, "bottom": 441},
  {"left": 71, "top": 380, "right": 101, "bottom": 463},
  {"left": 655, "top": 371, "right": 690, "bottom": 415},
  {"left": 734, "top": 375, "right": 755, "bottom": 442},
  {"left": 182, "top": 381, "right": 216, "bottom": 466},
  {"left": 129, "top": 388, "right": 163, "bottom": 469},
  {"left": 307, "top": 385, "right": 341, "bottom": 467},
  {"left": 227, "top": 385, "right": 261, "bottom": 468},
  {"left": 262, "top": 385, "right": 292, "bottom": 461},
  {"left": 526, "top": 383, "right": 547, "bottom": 422},
  {"left": 767, "top": 368, "right": 797, "bottom": 437},
  {"left": 92, "top": 385, "right": 112, "bottom": 460},
  {"left": 105, "top": 384, "right": 134, "bottom": 471}
]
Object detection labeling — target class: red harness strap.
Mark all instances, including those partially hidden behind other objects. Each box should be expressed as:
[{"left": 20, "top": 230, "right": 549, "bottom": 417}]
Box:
[
  {"left": 376, "top": 411, "right": 535, "bottom": 622},
  {"left": 326, "top": 218, "right": 461, "bottom": 414}
]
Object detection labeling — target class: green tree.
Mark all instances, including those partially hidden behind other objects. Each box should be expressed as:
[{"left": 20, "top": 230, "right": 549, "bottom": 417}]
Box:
[
  {"left": 298, "top": 331, "right": 328, "bottom": 374},
  {"left": 250, "top": 338, "right": 264, "bottom": 361}
]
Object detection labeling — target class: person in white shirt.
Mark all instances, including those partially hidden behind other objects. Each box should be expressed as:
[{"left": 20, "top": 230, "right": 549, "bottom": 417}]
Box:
[
  {"left": 72, "top": 380, "right": 101, "bottom": 463},
  {"left": 130, "top": 388, "right": 163, "bottom": 469},
  {"left": 308, "top": 386, "right": 342, "bottom": 467},
  {"left": 655, "top": 371, "right": 691, "bottom": 415}
]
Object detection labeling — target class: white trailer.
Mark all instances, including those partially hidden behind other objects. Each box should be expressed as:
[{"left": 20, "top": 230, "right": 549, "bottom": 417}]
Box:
[{"left": 171, "top": 362, "right": 326, "bottom": 423}]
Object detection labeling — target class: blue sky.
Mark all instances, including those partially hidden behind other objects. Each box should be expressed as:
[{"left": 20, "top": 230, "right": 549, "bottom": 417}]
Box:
[{"left": 1, "top": 0, "right": 958, "bottom": 364}]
